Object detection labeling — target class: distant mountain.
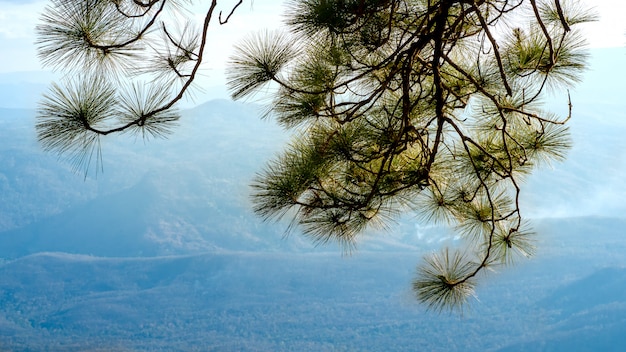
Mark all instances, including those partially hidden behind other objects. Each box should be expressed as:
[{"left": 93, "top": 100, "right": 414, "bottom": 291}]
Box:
[
  {"left": 497, "top": 267, "right": 626, "bottom": 352},
  {"left": 490, "top": 216, "right": 626, "bottom": 352},
  {"left": 0, "top": 108, "right": 100, "bottom": 231},
  {"left": 2, "top": 214, "right": 626, "bottom": 351},
  {"left": 0, "top": 99, "right": 472, "bottom": 257},
  {"left": 0, "top": 251, "right": 422, "bottom": 351},
  {"left": 0, "top": 178, "right": 184, "bottom": 258},
  {"left": 541, "top": 267, "right": 626, "bottom": 313},
  {"left": 0, "top": 100, "right": 317, "bottom": 257},
  {"left": 1, "top": 48, "right": 626, "bottom": 351},
  {"left": 0, "top": 71, "right": 59, "bottom": 110},
  {"left": 0, "top": 82, "right": 48, "bottom": 109},
  {"left": 3, "top": 48, "right": 626, "bottom": 256}
]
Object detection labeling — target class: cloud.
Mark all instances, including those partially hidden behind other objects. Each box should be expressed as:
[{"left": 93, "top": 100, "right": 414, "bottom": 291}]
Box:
[
  {"left": 0, "top": 1, "right": 44, "bottom": 39},
  {"left": 0, "top": 1, "right": 46, "bottom": 72}
]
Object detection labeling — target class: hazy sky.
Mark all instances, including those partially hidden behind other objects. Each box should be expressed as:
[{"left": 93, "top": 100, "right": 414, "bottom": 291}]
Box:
[
  {"left": 0, "top": 0, "right": 624, "bottom": 88},
  {"left": 0, "top": 0, "right": 622, "bottom": 221}
]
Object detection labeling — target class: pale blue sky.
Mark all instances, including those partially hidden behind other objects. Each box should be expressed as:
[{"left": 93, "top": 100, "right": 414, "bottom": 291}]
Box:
[{"left": 0, "top": 0, "right": 624, "bottom": 98}]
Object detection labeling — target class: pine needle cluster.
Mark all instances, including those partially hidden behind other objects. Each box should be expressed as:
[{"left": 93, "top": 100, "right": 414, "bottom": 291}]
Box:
[
  {"left": 35, "top": 0, "right": 231, "bottom": 174},
  {"left": 226, "top": 0, "right": 594, "bottom": 311}
]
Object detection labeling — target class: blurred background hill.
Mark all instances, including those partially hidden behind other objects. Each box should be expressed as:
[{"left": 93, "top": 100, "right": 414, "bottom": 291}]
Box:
[{"left": 0, "top": 47, "right": 625, "bottom": 351}]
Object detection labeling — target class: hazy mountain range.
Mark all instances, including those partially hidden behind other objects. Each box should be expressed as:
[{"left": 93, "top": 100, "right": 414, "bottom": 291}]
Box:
[{"left": 0, "top": 48, "right": 625, "bottom": 351}]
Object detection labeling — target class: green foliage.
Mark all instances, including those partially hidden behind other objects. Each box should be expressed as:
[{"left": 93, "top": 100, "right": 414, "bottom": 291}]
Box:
[
  {"left": 413, "top": 248, "right": 477, "bottom": 312},
  {"left": 36, "top": 0, "right": 595, "bottom": 312},
  {"left": 117, "top": 82, "right": 180, "bottom": 139},
  {"left": 35, "top": 0, "right": 216, "bottom": 173},
  {"left": 37, "top": 75, "right": 114, "bottom": 174},
  {"left": 36, "top": 0, "right": 139, "bottom": 73},
  {"left": 227, "top": 0, "right": 594, "bottom": 311},
  {"left": 227, "top": 30, "right": 298, "bottom": 100}
]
